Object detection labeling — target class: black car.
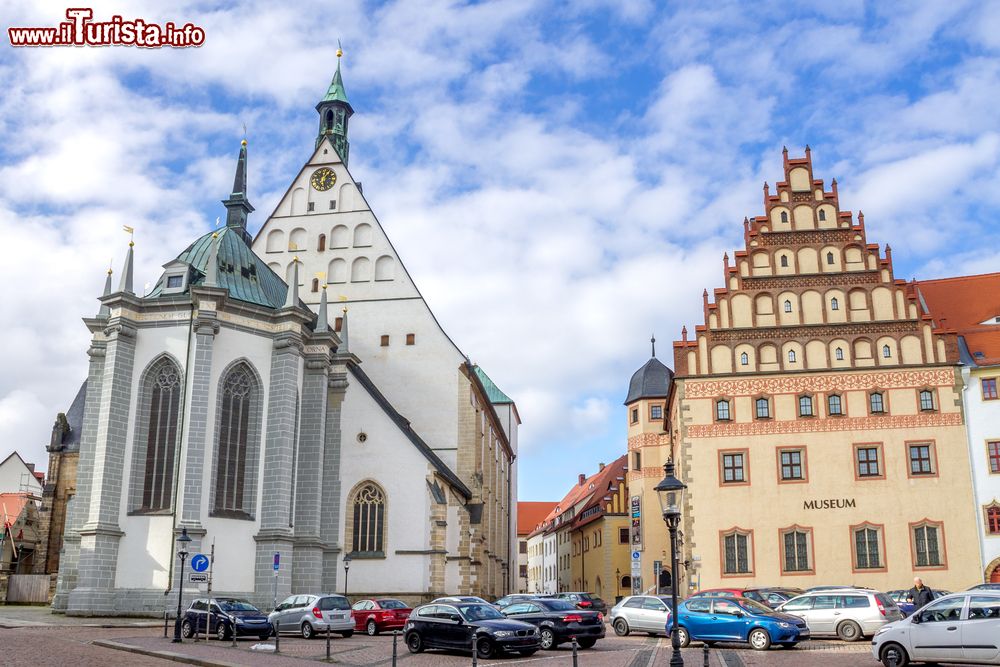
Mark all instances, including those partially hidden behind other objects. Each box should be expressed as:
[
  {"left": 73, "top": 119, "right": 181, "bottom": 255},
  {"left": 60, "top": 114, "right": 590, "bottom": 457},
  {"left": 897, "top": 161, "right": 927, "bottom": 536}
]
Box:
[
  {"left": 742, "top": 587, "right": 805, "bottom": 609},
  {"left": 501, "top": 597, "right": 605, "bottom": 650},
  {"left": 181, "top": 598, "right": 272, "bottom": 641},
  {"left": 492, "top": 593, "right": 550, "bottom": 609},
  {"left": 404, "top": 602, "right": 540, "bottom": 659},
  {"left": 554, "top": 592, "right": 608, "bottom": 615}
]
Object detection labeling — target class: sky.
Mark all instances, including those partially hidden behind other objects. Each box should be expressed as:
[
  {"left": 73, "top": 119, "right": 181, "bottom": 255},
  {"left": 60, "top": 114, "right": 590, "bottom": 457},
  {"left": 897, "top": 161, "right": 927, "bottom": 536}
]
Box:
[{"left": 2, "top": 1, "right": 1000, "bottom": 501}]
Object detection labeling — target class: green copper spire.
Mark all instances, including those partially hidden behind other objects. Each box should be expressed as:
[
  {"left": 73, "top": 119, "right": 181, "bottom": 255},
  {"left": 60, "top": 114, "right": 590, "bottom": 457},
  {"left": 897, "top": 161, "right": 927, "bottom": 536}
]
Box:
[{"left": 316, "top": 44, "right": 354, "bottom": 165}]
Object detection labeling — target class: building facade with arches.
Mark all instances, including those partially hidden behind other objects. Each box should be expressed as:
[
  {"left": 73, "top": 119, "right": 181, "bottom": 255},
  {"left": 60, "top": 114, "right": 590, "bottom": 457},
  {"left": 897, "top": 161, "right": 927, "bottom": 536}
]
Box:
[{"left": 664, "top": 148, "right": 982, "bottom": 591}]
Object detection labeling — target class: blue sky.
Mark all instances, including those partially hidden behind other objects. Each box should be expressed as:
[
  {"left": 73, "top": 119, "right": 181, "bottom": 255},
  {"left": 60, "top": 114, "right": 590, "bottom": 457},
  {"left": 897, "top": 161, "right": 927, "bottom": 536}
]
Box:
[{"left": 2, "top": 1, "right": 1000, "bottom": 501}]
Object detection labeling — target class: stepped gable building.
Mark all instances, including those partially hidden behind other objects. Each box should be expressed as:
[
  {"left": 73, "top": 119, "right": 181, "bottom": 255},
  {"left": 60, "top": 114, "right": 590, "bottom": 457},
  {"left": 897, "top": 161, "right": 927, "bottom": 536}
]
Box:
[
  {"left": 52, "top": 53, "right": 518, "bottom": 616},
  {"left": 915, "top": 272, "right": 1000, "bottom": 584},
  {"left": 669, "top": 148, "right": 981, "bottom": 591}
]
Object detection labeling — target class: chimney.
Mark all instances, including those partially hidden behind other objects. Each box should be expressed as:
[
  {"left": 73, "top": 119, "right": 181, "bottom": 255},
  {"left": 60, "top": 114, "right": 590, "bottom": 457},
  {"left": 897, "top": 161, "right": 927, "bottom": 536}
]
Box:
[
  {"left": 598, "top": 462, "right": 606, "bottom": 472},
  {"left": 578, "top": 473, "right": 586, "bottom": 486}
]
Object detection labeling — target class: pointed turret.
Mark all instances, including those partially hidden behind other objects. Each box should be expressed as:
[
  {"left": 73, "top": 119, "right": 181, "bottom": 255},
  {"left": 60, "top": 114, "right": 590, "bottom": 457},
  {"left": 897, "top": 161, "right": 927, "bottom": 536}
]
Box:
[
  {"left": 119, "top": 240, "right": 134, "bottom": 295},
  {"left": 204, "top": 232, "right": 219, "bottom": 287},
  {"left": 315, "top": 46, "right": 354, "bottom": 164},
  {"left": 98, "top": 266, "right": 113, "bottom": 317},
  {"left": 339, "top": 306, "right": 350, "bottom": 353},
  {"left": 284, "top": 257, "right": 300, "bottom": 308},
  {"left": 222, "top": 140, "right": 254, "bottom": 241},
  {"left": 316, "top": 284, "right": 330, "bottom": 332}
]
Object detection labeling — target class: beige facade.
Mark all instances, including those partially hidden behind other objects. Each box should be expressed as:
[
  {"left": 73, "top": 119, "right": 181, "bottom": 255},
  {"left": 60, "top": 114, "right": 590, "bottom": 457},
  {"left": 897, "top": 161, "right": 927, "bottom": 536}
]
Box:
[
  {"left": 666, "top": 149, "right": 983, "bottom": 592},
  {"left": 568, "top": 457, "right": 630, "bottom": 601}
]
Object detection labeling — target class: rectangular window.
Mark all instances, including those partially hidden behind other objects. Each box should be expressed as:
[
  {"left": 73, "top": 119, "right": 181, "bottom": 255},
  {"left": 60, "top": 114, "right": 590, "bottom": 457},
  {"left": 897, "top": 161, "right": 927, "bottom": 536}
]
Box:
[
  {"left": 716, "top": 400, "right": 731, "bottom": 421},
  {"left": 828, "top": 394, "right": 843, "bottom": 416},
  {"left": 307, "top": 201, "right": 315, "bottom": 212},
  {"left": 798, "top": 396, "right": 813, "bottom": 417},
  {"left": 619, "top": 527, "right": 629, "bottom": 544},
  {"left": 650, "top": 404, "right": 663, "bottom": 420},
  {"left": 632, "top": 451, "right": 641, "bottom": 472},
  {"left": 406, "top": 333, "right": 415, "bottom": 345},
  {"left": 919, "top": 390, "right": 935, "bottom": 411},
  {"left": 779, "top": 449, "right": 804, "bottom": 481},
  {"left": 166, "top": 274, "right": 184, "bottom": 289},
  {"left": 913, "top": 524, "right": 943, "bottom": 567},
  {"left": 329, "top": 199, "right": 337, "bottom": 210},
  {"left": 630, "top": 408, "right": 638, "bottom": 424},
  {"left": 989, "top": 442, "right": 1000, "bottom": 474},
  {"left": 908, "top": 443, "right": 935, "bottom": 476},
  {"left": 781, "top": 529, "right": 811, "bottom": 573},
  {"left": 869, "top": 392, "right": 885, "bottom": 414},
  {"left": 855, "top": 446, "right": 882, "bottom": 479},
  {"left": 853, "top": 526, "right": 883, "bottom": 570},
  {"left": 987, "top": 507, "right": 1000, "bottom": 534},
  {"left": 519, "top": 564, "right": 528, "bottom": 578},
  {"left": 380, "top": 335, "right": 389, "bottom": 347},
  {"left": 519, "top": 541, "right": 527, "bottom": 554},
  {"left": 984, "top": 378, "right": 999, "bottom": 400},
  {"left": 721, "top": 451, "right": 747, "bottom": 484},
  {"left": 755, "top": 398, "right": 770, "bottom": 419},
  {"left": 722, "top": 532, "right": 752, "bottom": 574}
]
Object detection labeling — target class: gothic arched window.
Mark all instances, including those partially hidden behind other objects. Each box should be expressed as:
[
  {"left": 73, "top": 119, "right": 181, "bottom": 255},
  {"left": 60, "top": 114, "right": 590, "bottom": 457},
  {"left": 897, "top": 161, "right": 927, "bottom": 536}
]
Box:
[
  {"left": 780, "top": 255, "right": 789, "bottom": 267},
  {"left": 835, "top": 347, "right": 845, "bottom": 360},
  {"left": 831, "top": 297, "right": 839, "bottom": 311},
  {"left": 130, "top": 357, "right": 182, "bottom": 511},
  {"left": 311, "top": 278, "right": 319, "bottom": 292},
  {"left": 780, "top": 211, "right": 788, "bottom": 223},
  {"left": 212, "top": 363, "right": 261, "bottom": 517},
  {"left": 318, "top": 234, "right": 326, "bottom": 251},
  {"left": 325, "top": 109, "right": 334, "bottom": 131},
  {"left": 788, "top": 349, "right": 797, "bottom": 363},
  {"left": 784, "top": 300, "right": 792, "bottom": 312},
  {"left": 740, "top": 352, "right": 749, "bottom": 366},
  {"left": 350, "top": 482, "right": 386, "bottom": 554},
  {"left": 818, "top": 209, "right": 826, "bottom": 221},
  {"left": 827, "top": 251, "right": 835, "bottom": 264},
  {"left": 883, "top": 345, "right": 892, "bottom": 358}
]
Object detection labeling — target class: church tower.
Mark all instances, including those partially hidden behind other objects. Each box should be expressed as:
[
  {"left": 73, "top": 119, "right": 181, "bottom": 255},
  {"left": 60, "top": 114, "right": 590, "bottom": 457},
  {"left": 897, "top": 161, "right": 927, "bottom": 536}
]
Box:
[{"left": 315, "top": 46, "right": 353, "bottom": 165}]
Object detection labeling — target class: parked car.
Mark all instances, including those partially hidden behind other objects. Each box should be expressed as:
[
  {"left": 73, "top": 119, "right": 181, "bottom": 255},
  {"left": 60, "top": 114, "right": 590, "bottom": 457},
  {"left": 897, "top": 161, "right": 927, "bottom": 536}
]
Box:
[
  {"left": 777, "top": 589, "right": 901, "bottom": 641},
  {"left": 609, "top": 595, "right": 675, "bottom": 637},
  {"left": 181, "top": 598, "right": 272, "bottom": 641},
  {"left": 741, "top": 588, "right": 805, "bottom": 609},
  {"left": 887, "top": 590, "right": 917, "bottom": 617},
  {"left": 553, "top": 592, "right": 608, "bottom": 614},
  {"left": 432, "top": 595, "right": 491, "bottom": 605},
  {"left": 404, "top": 602, "right": 540, "bottom": 659},
  {"left": 501, "top": 597, "right": 605, "bottom": 649},
  {"left": 269, "top": 593, "right": 355, "bottom": 639},
  {"left": 492, "top": 593, "right": 549, "bottom": 609},
  {"left": 968, "top": 583, "right": 1000, "bottom": 591},
  {"left": 871, "top": 591, "right": 1000, "bottom": 666},
  {"left": 689, "top": 587, "right": 746, "bottom": 599},
  {"left": 806, "top": 585, "right": 869, "bottom": 592},
  {"left": 676, "top": 596, "right": 808, "bottom": 650},
  {"left": 352, "top": 598, "right": 412, "bottom": 635}
]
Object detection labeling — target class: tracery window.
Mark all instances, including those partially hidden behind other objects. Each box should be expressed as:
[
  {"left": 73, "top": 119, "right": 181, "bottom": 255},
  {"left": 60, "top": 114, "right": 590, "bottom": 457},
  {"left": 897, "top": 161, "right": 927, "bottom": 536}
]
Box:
[
  {"left": 784, "top": 300, "right": 792, "bottom": 312},
  {"left": 835, "top": 347, "right": 844, "bottom": 360},
  {"left": 135, "top": 358, "right": 182, "bottom": 511},
  {"left": 213, "top": 364, "right": 260, "bottom": 516},
  {"left": 831, "top": 297, "right": 839, "bottom": 310},
  {"left": 351, "top": 482, "right": 386, "bottom": 554},
  {"left": 740, "top": 352, "right": 749, "bottom": 366}
]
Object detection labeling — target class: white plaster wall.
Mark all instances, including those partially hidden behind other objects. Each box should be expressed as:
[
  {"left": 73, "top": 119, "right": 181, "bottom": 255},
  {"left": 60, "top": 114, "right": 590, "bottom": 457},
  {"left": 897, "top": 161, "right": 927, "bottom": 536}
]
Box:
[
  {"left": 526, "top": 533, "right": 544, "bottom": 593},
  {"left": 0, "top": 455, "right": 43, "bottom": 496},
  {"left": 966, "top": 366, "right": 1000, "bottom": 578},
  {"left": 543, "top": 533, "right": 557, "bottom": 594}
]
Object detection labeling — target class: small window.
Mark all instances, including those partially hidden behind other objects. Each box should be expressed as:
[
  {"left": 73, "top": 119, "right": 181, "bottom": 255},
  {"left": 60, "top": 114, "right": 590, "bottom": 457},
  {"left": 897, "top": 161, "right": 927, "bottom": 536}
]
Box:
[
  {"left": 779, "top": 449, "right": 804, "bottom": 480},
  {"left": 912, "top": 523, "right": 943, "bottom": 567},
  {"left": 630, "top": 408, "right": 638, "bottom": 424},
  {"left": 632, "top": 451, "right": 641, "bottom": 471},
  {"left": 856, "top": 446, "right": 881, "bottom": 478},
  {"left": 721, "top": 451, "right": 746, "bottom": 484},
  {"left": 406, "top": 333, "right": 415, "bottom": 345},
  {"left": 318, "top": 234, "right": 326, "bottom": 251},
  {"left": 166, "top": 274, "right": 184, "bottom": 289},
  {"left": 740, "top": 352, "right": 748, "bottom": 366},
  {"left": 908, "top": 443, "right": 935, "bottom": 475},
  {"left": 828, "top": 394, "right": 843, "bottom": 415},
  {"left": 818, "top": 210, "right": 827, "bottom": 221},
  {"left": 329, "top": 200, "right": 337, "bottom": 210},
  {"left": 798, "top": 395, "right": 813, "bottom": 416},
  {"left": 986, "top": 506, "right": 1000, "bottom": 534},
  {"left": 788, "top": 350, "right": 797, "bottom": 363},
  {"left": 755, "top": 397, "right": 770, "bottom": 419},
  {"left": 307, "top": 202, "right": 315, "bottom": 212},
  {"left": 919, "top": 390, "right": 935, "bottom": 411},
  {"left": 650, "top": 404, "right": 663, "bottom": 420},
  {"left": 380, "top": 335, "right": 390, "bottom": 347},
  {"left": 988, "top": 441, "right": 1000, "bottom": 474},
  {"left": 982, "top": 378, "right": 998, "bottom": 400},
  {"left": 716, "top": 399, "right": 731, "bottom": 421},
  {"left": 334, "top": 316, "right": 343, "bottom": 332},
  {"left": 835, "top": 347, "right": 845, "bottom": 360},
  {"left": 619, "top": 527, "right": 629, "bottom": 544},
  {"left": 831, "top": 297, "right": 839, "bottom": 310},
  {"left": 882, "top": 345, "right": 892, "bottom": 358},
  {"left": 869, "top": 392, "right": 885, "bottom": 414},
  {"left": 780, "top": 211, "right": 788, "bottom": 223},
  {"left": 780, "top": 255, "right": 789, "bottom": 267},
  {"left": 784, "top": 300, "right": 792, "bottom": 312}
]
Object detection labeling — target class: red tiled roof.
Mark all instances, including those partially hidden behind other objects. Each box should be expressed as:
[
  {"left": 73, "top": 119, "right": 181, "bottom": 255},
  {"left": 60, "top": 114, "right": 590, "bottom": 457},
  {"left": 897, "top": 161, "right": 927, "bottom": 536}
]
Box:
[
  {"left": 572, "top": 455, "right": 629, "bottom": 529},
  {"left": 0, "top": 493, "right": 30, "bottom": 528},
  {"left": 517, "top": 501, "right": 558, "bottom": 536},
  {"left": 527, "top": 456, "right": 629, "bottom": 537},
  {"left": 916, "top": 272, "right": 1000, "bottom": 365}
]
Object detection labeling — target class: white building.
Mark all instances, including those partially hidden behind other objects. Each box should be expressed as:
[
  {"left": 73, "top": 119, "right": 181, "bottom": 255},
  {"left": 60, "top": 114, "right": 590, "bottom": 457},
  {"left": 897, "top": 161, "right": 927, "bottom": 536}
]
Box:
[{"left": 0, "top": 452, "right": 43, "bottom": 499}]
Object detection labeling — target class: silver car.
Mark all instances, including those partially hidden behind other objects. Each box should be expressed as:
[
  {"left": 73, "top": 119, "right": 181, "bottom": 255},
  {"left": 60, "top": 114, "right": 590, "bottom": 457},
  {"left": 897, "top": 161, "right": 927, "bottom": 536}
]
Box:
[
  {"left": 609, "top": 595, "right": 675, "bottom": 636},
  {"left": 778, "top": 588, "right": 902, "bottom": 641},
  {"left": 268, "top": 593, "right": 355, "bottom": 639}
]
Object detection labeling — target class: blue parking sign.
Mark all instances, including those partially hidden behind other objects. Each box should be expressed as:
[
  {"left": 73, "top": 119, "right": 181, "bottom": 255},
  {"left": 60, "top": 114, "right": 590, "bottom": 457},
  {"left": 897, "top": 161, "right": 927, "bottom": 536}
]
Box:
[{"left": 191, "top": 554, "right": 210, "bottom": 573}]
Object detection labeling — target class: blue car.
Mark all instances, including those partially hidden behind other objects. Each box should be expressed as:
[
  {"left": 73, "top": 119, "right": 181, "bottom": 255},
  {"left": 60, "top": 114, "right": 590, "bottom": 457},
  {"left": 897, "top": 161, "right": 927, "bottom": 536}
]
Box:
[{"left": 674, "top": 595, "right": 809, "bottom": 650}]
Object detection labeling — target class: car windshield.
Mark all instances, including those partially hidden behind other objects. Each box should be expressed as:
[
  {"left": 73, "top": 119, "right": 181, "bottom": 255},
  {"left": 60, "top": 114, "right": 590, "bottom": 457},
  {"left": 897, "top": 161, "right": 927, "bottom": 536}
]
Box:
[
  {"left": 219, "top": 601, "right": 258, "bottom": 612},
  {"left": 458, "top": 604, "right": 504, "bottom": 621},
  {"left": 379, "top": 599, "right": 408, "bottom": 609},
  {"left": 738, "top": 598, "right": 774, "bottom": 614},
  {"left": 540, "top": 599, "right": 577, "bottom": 611}
]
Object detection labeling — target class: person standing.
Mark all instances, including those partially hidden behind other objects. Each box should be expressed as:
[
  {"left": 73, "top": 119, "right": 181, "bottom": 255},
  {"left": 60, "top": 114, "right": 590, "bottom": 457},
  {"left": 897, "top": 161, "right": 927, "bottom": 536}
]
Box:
[{"left": 907, "top": 577, "right": 934, "bottom": 610}]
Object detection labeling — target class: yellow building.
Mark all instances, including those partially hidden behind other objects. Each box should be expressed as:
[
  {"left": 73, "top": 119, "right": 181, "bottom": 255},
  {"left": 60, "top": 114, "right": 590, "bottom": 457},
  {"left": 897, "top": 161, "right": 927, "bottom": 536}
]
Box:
[{"left": 666, "top": 149, "right": 982, "bottom": 592}]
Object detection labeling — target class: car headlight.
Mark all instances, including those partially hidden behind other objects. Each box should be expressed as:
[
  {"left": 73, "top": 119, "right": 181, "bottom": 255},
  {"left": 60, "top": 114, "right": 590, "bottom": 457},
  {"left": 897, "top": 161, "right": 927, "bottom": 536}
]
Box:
[
  {"left": 493, "top": 630, "right": 514, "bottom": 638},
  {"left": 778, "top": 622, "right": 790, "bottom": 628}
]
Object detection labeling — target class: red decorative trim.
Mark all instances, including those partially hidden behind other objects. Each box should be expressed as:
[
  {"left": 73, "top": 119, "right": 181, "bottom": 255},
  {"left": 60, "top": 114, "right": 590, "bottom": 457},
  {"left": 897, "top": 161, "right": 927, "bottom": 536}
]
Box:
[
  {"left": 683, "top": 369, "right": 954, "bottom": 399},
  {"left": 687, "top": 411, "right": 961, "bottom": 438}
]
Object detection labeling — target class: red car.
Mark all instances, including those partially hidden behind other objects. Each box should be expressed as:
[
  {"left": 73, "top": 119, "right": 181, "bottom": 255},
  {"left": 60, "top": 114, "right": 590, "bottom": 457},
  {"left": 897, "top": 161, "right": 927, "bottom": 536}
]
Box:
[{"left": 352, "top": 598, "right": 412, "bottom": 635}]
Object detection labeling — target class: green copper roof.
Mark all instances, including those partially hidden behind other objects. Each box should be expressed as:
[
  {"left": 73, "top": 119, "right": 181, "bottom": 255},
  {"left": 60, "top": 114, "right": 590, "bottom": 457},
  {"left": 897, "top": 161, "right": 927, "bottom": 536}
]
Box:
[
  {"left": 473, "top": 366, "right": 513, "bottom": 405},
  {"left": 321, "top": 60, "right": 350, "bottom": 104},
  {"left": 148, "top": 226, "right": 288, "bottom": 309}
]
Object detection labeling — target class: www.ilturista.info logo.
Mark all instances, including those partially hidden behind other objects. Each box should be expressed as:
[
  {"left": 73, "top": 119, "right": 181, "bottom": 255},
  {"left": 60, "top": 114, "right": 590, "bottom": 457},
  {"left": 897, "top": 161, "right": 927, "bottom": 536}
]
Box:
[{"left": 8, "top": 8, "right": 205, "bottom": 48}]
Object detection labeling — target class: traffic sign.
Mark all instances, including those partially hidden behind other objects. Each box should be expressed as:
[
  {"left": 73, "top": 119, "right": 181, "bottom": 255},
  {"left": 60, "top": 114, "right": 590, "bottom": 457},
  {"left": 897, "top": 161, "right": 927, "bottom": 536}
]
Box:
[
  {"left": 273, "top": 552, "right": 280, "bottom": 572},
  {"left": 191, "top": 554, "right": 210, "bottom": 573},
  {"left": 190, "top": 573, "right": 208, "bottom": 583},
  {"left": 631, "top": 550, "right": 641, "bottom": 561}
]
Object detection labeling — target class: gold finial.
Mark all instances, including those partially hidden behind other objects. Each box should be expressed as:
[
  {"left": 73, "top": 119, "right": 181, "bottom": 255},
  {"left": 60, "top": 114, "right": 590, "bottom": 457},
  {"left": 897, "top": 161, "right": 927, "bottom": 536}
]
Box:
[
  {"left": 241, "top": 139, "right": 247, "bottom": 146},
  {"left": 293, "top": 255, "right": 300, "bottom": 263},
  {"left": 107, "top": 260, "right": 113, "bottom": 276},
  {"left": 342, "top": 306, "right": 348, "bottom": 314},
  {"left": 336, "top": 38, "right": 343, "bottom": 58},
  {"left": 322, "top": 283, "right": 328, "bottom": 290},
  {"left": 211, "top": 232, "right": 219, "bottom": 239},
  {"left": 123, "top": 224, "right": 135, "bottom": 247}
]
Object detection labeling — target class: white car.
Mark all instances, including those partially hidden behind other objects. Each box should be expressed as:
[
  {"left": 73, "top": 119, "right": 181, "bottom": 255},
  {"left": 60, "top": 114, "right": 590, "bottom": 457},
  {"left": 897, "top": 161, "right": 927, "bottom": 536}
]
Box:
[{"left": 871, "top": 591, "right": 1000, "bottom": 665}]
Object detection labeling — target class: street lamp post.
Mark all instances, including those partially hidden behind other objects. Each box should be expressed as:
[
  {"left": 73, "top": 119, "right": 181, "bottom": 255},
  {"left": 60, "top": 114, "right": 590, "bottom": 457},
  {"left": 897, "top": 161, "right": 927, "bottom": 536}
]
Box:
[
  {"left": 654, "top": 460, "right": 687, "bottom": 667},
  {"left": 343, "top": 554, "right": 352, "bottom": 598},
  {"left": 172, "top": 527, "right": 193, "bottom": 643}
]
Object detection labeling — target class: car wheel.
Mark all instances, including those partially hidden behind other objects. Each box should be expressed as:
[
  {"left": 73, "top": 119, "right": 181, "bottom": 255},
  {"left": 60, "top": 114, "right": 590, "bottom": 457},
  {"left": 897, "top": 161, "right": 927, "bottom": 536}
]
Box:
[
  {"left": 406, "top": 632, "right": 423, "bottom": 653},
  {"left": 216, "top": 622, "right": 230, "bottom": 641},
  {"left": 748, "top": 628, "right": 771, "bottom": 651},
  {"left": 577, "top": 638, "right": 597, "bottom": 649},
  {"left": 181, "top": 620, "right": 194, "bottom": 639},
  {"left": 476, "top": 636, "right": 496, "bottom": 659},
  {"left": 836, "top": 620, "right": 862, "bottom": 642},
  {"left": 613, "top": 618, "right": 630, "bottom": 637},
  {"left": 880, "top": 642, "right": 909, "bottom": 667},
  {"left": 539, "top": 628, "right": 556, "bottom": 650},
  {"left": 367, "top": 619, "right": 378, "bottom": 636},
  {"left": 676, "top": 626, "right": 690, "bottom": 648},
  {"left": 339, "top": 630, "right": 354, "bottom": 638},
  {"left": 301, "top": 621, "right": 315, "bottom": 639}
]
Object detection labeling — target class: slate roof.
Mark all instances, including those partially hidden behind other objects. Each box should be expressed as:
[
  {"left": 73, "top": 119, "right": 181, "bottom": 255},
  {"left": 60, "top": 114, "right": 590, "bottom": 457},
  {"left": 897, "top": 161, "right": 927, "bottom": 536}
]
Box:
[
  {"left": 61, "top": 381, "right": 87, "bottom": 451},
  {"left": 624, "top": 356, "right": 673, "bottom": 404},
  {"left": 915, "top": 272, "right": 1000, "bottom": 366},
  {"left": 347, "top": 363, "right": 472, "bottom": 500},
  {"left": 473, "top": 366, "right": 513, "bottom": 405},
  {"left": 147, "top": 226, "right": 289, "bottom": 310}
]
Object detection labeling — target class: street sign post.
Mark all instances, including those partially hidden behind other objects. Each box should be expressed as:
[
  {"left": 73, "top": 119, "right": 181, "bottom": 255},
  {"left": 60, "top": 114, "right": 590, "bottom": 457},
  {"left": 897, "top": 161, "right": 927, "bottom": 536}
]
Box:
[
  {"left": 190, "top": 573, "right": 208, "bottom": 583},
  {"left": 631, "top": 550, "right": 641, "bottom": 595},
  {"left": 272, "top": 552, "right": 280, "bottom": 612},
  {"left": 191, "top": 554, "right": 210, "bottom": 573}
]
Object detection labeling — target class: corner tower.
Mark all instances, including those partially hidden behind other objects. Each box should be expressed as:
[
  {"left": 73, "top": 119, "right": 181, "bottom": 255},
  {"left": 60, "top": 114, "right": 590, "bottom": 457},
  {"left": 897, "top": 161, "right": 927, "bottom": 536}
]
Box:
[{"left": 315, "top": 46, "right": 353, "bottom": 165}]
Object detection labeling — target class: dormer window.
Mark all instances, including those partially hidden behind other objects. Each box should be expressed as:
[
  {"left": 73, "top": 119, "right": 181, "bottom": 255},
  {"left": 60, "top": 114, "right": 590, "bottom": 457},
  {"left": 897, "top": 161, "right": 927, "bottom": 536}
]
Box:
[
  {"left": 161, "top": 266, "right": 188, "bottom": 295},
  {"left": 166, "top": 275, "right": 183, "bottom": 289}
]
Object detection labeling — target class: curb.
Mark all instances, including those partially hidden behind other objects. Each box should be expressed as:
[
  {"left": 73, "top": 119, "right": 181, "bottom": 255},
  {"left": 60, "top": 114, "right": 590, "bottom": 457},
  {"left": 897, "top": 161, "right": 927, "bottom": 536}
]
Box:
[{"left": 92, "top": 639, "right": 250, "bottom": 667}]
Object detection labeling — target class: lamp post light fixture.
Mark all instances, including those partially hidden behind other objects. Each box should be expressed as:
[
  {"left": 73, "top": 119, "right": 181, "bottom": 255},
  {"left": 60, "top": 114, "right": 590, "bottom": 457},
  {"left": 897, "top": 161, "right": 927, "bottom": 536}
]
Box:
[
  {"left": 343, "top": 554, "right": 352, "bottom": 598},
  {"left": 172, "top": 527, "right": 193, "bottom": 643},
  {"left": 653, "top": 460, "right": 687, "bottom": 667}
]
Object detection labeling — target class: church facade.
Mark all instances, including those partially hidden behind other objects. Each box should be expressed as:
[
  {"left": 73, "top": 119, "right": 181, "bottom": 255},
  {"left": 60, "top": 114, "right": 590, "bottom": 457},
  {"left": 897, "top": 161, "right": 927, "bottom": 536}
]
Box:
[{"left": 53, "top": 56, "right": 518, "bottom": 616}]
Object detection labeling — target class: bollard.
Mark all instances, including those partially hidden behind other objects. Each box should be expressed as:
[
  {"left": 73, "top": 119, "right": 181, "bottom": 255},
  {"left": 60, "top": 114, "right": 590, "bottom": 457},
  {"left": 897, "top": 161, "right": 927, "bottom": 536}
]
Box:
[
  {"left": 274, "top": 620, "right": 280, "bottom": 653},
  {"left": 392, "top": 630, "right": 399, "bottom": 667},
  {"left": 326, "top": 625, "right": 332, "bottom": 661},
  {"left": 571, "top": 636, "right": 579, "bottom": 667},
  {"left": 703, "top": 643, "right": 710, "bottom": 667},
  {"left": 163, "top": 610, "right": 168, "bottom": 638},
  {"left": 470, "top": 626, "right": 478, "bottom": 667}
]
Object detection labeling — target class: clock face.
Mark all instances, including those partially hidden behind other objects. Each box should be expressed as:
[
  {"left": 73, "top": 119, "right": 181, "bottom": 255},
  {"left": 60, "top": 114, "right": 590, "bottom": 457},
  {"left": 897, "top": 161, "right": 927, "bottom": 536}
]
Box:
[{"left": 310, "top": 167, "right": 337, "bottom": 191}]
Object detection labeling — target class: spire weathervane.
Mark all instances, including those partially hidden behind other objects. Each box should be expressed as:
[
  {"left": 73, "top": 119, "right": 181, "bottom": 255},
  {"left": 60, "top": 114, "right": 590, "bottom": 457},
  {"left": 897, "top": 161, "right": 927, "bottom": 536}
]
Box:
[
  {"left": 123, "top": 224, "right": 134, "bottom": 247},
  {"left": 651, "top": 334, "right": 656, "bottom": 358}
]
